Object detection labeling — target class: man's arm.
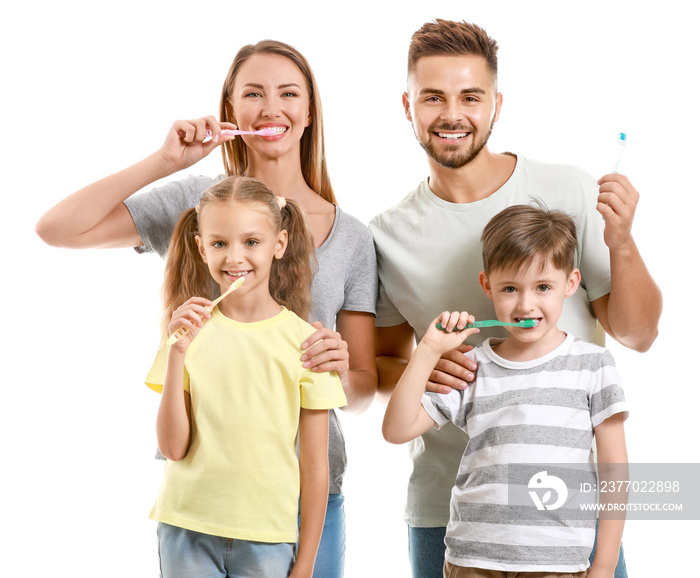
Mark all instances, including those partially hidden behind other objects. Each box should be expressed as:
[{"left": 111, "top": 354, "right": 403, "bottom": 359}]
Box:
[{"left": 592, "top": 174, "right": 662, "bottom": 352}]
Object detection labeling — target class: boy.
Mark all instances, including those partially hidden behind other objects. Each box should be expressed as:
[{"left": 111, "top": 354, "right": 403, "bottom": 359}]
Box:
[{"left": 383, "top": 204, "right": 628, "bottom": 577}]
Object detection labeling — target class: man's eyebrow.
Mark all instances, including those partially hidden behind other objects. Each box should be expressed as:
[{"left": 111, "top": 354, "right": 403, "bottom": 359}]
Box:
[{"left": 418, "top": 87, "right": 487, "bottom": 95}]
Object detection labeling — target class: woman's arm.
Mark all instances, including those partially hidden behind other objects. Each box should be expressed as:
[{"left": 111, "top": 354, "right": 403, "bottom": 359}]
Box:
[
  {"left": 292, "top": 408, "right": 330, "bottom": 578},
  {"left": 301, "top": 311, "right": 378, "bottom": 415},
  {"left": 35, "top": 117, "right": 236, "bottom": 249}
]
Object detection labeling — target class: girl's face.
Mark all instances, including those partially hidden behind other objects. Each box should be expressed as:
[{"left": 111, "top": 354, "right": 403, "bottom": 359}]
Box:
[
  {"left": 196, "top": 201, "right": 288, "bottom": 300},
  {"left": 229, "top": 53, "right": 311, "bottom": 162}
]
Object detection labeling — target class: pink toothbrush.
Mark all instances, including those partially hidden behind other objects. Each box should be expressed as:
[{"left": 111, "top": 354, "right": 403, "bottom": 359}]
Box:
[{"left": 204, "top": 127, "right": 284, "bottom": 140}]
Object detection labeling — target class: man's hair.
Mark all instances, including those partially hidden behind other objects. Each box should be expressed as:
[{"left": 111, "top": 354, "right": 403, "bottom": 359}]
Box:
[
  {"left": 481, "top": 203, "right": 578, "bottom": 276},
  {"left": 408, "top": 19, "right": 499, "bottom": 78}
]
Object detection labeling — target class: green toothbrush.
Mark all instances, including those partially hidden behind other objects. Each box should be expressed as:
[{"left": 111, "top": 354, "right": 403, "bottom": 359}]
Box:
[{"left": 437, "top": 318, "right": 538, "bottom": 330}]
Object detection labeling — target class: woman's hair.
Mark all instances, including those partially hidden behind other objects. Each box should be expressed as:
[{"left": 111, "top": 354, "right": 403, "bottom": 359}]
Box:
[
  {"left": 161, "top": 176, "right": 316, "bottom": 337},
  {"left": 218, "top": 40, "right": 337, "bottom": 205},
  {"left": 481, "top": 202, "right": 578, "bottom": 276},
  {"left": 408, "top": 20, "right": 499, "bottom": 82}
]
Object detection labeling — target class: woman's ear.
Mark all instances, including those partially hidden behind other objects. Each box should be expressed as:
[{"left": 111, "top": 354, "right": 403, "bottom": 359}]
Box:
[{"left": 479, "top": 271, "right": 493, "bottom": 300}]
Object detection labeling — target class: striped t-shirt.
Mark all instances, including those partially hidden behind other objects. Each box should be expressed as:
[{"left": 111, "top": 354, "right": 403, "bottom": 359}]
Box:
[{"left": 422, "top": 333, "right": 628, "bottom": 572}]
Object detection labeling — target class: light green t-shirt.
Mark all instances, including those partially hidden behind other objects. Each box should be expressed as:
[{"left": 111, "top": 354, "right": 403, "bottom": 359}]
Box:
[
  {"left": 369, "top": 156, "right": 611, "bottom": 527},
  {"left": 146, "top": 307, "right": 347, "bottom": 542}
]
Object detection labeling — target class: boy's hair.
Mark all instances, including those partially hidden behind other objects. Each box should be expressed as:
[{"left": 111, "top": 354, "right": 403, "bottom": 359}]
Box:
[
  {"left": 219, "top": 40, "right": 336, "bottom": 205},
  {"left": 481, "top": 203, "right": 578, "bottom": 276},
  {"left": 408, "top": 20, "right": 499, "bottom": 80},
  {"left": 161, "top": 176, "right": 316, "bottom": 337}
]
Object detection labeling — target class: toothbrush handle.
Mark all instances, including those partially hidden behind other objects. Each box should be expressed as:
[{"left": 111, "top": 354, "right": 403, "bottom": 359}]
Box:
[{"left": 436, "top": 320, "right": 519, "bottom": 330}]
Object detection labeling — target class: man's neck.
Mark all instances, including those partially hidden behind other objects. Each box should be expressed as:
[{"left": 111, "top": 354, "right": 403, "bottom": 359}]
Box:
[{"left": 427, "top": 149, "right": 517, "bottom": 204}]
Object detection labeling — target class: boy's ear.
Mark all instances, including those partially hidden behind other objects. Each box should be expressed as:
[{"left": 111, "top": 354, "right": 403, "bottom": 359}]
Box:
[
  {"left": 274, "top": 229, "right": 289, "bottom": 260},
  {"left": 479, "top": 271, "right": 493, "bottom": 300},
  {"left": 565, "top": 268, "right": 582, "bottom": 297},
  {"left": 195, "top": 235, "right": 207, "bottom": 263}
]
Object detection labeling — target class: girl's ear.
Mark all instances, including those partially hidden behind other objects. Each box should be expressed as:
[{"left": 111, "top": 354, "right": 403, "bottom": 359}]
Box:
[
  {"left": 274, "top": 229, "right": 289, "bottom": 260},
  {"left": 479, "top": 271, "right": 494, "bottom": 300},
  {"left": 565, "top": 268, "right": 582, "bottom": 298},
  {"left": 195, "top": 235, "right": 207, "bottom": 263}
]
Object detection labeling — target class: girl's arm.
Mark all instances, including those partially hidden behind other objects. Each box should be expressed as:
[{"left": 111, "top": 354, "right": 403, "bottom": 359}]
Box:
[
  {"left": 382, "top": 312, "right": 478, "bottom": 444},
  {"left": 156, "top": 296, "right": 212, "bottom": 461},
  {"left": 292, "top": 408, "right": 330, "bottom": 578},
  {"left": 589, "top": 413, "right": 628, "bottom": 578},
  {"left": 35, "top": 117, "right": 236, "bottom": 249},
  {"left": 302, "top": 312, "right": 378, "bottom": 415}
]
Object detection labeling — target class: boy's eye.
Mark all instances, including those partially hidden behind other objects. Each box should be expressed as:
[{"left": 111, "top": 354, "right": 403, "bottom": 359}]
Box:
[
  {"left": 503, "top": 286, "right": 516, "bottom": 293},
  {"left": 537, "top": 284, "right": 551, "bottom": 292}
]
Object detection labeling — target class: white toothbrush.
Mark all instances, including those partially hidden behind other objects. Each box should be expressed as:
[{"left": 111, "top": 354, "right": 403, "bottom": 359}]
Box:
[
  {"left": 166, "top": 276, "right": 246, "bottom": 345},
  {"left": 613, "top": 131, "right": 627, "bottom": 173}
]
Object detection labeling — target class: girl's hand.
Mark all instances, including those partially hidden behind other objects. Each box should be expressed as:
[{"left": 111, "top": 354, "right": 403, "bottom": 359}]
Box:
[
  {"left": 167, "top": 297, "right": 213, "bottom": 352},
  {"left": 420, "top": 311, "right": 479, "bottom": 357},
  {"left": 158, "top": 116, "right": 238, "bottom": 173},
  {"left": 300, "top": 321, "right": 349, "bottom": 379}
]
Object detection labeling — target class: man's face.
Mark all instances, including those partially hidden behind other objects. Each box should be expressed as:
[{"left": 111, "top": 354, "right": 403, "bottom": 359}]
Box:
[{"left": 404, "top": 55, "right": 502, "bottom": 169}]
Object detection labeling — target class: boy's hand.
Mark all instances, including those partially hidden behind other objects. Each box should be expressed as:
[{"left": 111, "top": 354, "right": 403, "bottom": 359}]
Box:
[
  {"left": 596, "top": 173, "right": 639, "bottom": 251},
  {"left": 420, "top": 311, "right": 480, "bottom": 357}
]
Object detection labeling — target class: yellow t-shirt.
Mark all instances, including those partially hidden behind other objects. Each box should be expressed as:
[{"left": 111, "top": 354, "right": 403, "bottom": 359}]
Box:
[{"left": 146, "top": 307, "right": 347, "bottom": 543}]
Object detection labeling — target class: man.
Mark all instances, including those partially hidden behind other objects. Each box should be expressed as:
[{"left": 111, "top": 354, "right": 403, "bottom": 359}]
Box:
[{"left": 370, "top": 19, "right": 661, "bottom": 578}]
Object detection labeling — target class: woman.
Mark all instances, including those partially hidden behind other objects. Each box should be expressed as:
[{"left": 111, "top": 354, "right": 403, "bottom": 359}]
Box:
[{"left": 36, "top": 40, "right": 378, "bottom": 578}]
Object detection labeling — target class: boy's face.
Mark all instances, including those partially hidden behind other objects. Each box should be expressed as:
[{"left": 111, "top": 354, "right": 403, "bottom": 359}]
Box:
[{"left": 479, "top": 259, "right": 581, "bottom": 358}]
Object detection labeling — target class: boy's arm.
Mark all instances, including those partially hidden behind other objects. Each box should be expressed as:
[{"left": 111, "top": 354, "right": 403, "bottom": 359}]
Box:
[
  {"left": 382, "top": 342, "right": 442, "bottom": 444},
  {"left": 382, "top": 312, "right": 479, "bottom": 444},
  {"left": 292, "top": 408, "right": 330, "bottom": 578},
  {"left": 589, "top": 412, "right": 628, "bottom": 578}
]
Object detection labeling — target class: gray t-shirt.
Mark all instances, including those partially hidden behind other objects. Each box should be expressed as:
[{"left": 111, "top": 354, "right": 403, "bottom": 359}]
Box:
[{"left": 125, "top": 174, "right": 378, "bottom": 494}]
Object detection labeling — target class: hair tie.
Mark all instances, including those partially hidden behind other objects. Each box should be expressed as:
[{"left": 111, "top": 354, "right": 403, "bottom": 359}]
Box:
[{"left": 276, "top": 196, "right": 287, "bottom": 210}]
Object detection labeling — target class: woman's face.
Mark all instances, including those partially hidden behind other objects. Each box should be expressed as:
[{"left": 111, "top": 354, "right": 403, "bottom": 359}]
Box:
[{"left": 229, "top": 53, "right": 311, "bottom": 163}]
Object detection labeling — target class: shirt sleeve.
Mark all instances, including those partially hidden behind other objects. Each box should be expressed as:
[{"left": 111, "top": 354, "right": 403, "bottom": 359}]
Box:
[
  {"left": 145, "top": 343, "right": 191, "bottom": 394},
  {"left": 123, "top": 174, "right": 217, "bottom": 258},
  {"left": 299, "top": 369, "right": 347, "bottom": 410},
  {"left": 341, "top": 218, "right": 378, "bottom": 315},
  {"left": 422, "top": 389, "right": 469, "bottom": 430},
  {"left": 589, "top": 349, "right": 628, "bottom": 427}
]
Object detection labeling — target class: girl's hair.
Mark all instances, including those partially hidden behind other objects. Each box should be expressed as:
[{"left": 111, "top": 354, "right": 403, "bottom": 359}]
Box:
[
  {"left": 218, "top": 40, "right": 337, "bottom": 205},
  {"left": 161, "top": 176, "right": 316, "bottom": 337},
  {"left": 481, "top": 202, "right": 578, "bottom": 276}
]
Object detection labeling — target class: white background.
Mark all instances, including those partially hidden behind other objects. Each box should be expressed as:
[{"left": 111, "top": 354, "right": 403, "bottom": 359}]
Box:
[{"left": 3, "top": 0, "right": 698, "bottom": 575}]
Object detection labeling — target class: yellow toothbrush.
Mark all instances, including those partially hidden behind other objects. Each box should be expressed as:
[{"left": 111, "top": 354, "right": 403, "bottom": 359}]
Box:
[{"left": 166, "top": 276, "right": 246, "bottom": 345}]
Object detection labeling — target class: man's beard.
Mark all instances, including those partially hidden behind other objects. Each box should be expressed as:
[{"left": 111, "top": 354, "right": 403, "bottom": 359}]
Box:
[{"left": 418, "top": 118, "right": 495, "bottom": 170}]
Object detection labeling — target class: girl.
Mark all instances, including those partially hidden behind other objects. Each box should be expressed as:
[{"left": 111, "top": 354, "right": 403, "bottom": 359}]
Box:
[
  {"left": 148, "top": 175, "right": 347, "bottom": 578},
  {"left": 36, "top": 40, "right": 377, "bottom": 575}
]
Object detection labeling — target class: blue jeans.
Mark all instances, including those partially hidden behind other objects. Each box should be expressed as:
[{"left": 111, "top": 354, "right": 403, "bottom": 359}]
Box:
[
  {"left": 157, "top": 522, "right": 295, "bottom": 577},
  {"left": 408, "top": 525, "right": 628, "bottom": 578},
  {"left": 299, "top": 492, "right": 346, "bottom": 578}
]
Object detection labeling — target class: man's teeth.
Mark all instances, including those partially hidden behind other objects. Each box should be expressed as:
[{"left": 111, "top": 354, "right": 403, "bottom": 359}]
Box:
[{"left": 438, "top": 132, "right": 469, "bottom": 139}]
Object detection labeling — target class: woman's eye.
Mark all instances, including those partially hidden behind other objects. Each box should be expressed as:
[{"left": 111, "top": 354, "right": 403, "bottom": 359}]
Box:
[{"left": 282, "top": 91, "right": 297, "bottom": 98}]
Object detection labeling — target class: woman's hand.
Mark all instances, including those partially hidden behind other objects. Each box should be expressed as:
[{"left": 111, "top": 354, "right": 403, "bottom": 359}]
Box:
[
  {"left": 167, "top": 297, "right": 213, "bottom": 352},
  {"left": 158, "top": 116, "right": 238, "bottom": 174},
  {"left": 301, "top": 321, "right": 349, "bottom": 379}
]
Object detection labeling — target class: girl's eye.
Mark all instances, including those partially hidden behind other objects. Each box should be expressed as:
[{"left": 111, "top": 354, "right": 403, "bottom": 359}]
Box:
[
  {"left": 212, "top": 241, "right": 226, "bottom": 248},
  {"left": 245, "top": 239, "right": 259, "bottom": 247}
]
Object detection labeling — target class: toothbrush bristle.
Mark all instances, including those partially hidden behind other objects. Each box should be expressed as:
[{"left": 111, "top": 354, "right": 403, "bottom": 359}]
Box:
[
  {"left": 619, "top": 131, "right": 626, "bottom": 142},
  {"left": 520, "top": 319, "right": 538, "bottom": 327}
]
